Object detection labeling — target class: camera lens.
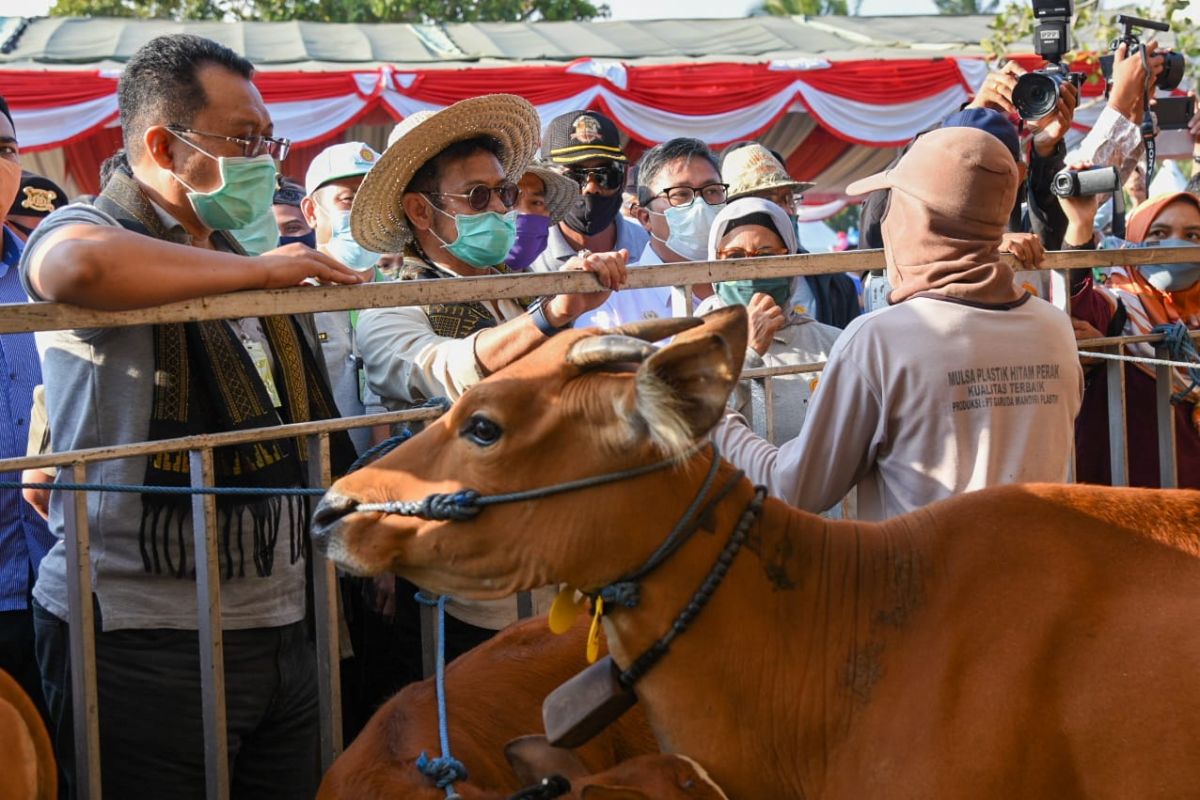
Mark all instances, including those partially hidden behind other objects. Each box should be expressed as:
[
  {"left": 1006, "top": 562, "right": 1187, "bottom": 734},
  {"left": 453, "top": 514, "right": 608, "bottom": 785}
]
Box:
[
  {"left": 1159, "top": 51, "right": 1185, "bottom": 91},
  {"left": 1051, "top": 171, "right": 1079, "bottom": 197},
  {"left": 1013, "top": 72, "right": 1061, "bottom": 120}
]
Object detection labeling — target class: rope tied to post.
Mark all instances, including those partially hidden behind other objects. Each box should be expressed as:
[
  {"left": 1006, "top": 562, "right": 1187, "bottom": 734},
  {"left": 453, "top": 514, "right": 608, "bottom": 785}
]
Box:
[
  {"left": 414, "top": 591, "right": 468, "bottom": 799},
  {"left": 1151, "top": 322, "right": 1200, "bottom": 403}
]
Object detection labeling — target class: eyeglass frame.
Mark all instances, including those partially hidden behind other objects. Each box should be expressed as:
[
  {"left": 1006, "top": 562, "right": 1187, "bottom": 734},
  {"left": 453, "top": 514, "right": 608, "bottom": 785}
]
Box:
[
  {"left": 716, "top": 246, "right": 791, "bottom": 260},
  {"left": 166, "top": 124, "right": 292, "bottom": 161},
  {"left": 640, "top": 182, "right": 729, "bottom": 209},
  {"left": 422, "top": 181, "right": 521, "bottom": 212}
]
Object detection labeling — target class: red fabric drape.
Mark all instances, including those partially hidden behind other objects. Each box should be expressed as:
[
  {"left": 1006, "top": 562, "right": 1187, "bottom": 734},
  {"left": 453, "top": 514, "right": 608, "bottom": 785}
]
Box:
[
  {"left": 786, "top": 124, "right": 853, "bottom": 182},
  {"left": 0, "top": 70, "right": 116, "bottom": 108},
  {"left": 63, "top": 127, "right": 122, "bottom": 196}
]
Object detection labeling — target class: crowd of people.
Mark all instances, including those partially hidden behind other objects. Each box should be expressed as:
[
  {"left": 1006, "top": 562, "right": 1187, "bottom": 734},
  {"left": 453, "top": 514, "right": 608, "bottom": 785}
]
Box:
[{"left": 0, "top": 29, "right": 1199, "bottom": 799}]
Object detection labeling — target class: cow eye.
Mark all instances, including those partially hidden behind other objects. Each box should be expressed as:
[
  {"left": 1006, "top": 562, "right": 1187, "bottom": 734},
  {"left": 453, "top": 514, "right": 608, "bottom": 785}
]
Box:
[{"left": 461, "top": 414, "right": 503, "bottom": 447}]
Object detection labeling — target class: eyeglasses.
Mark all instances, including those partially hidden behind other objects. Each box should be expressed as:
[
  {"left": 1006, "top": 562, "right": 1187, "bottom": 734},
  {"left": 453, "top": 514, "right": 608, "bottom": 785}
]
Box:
[
  {"left": 425, "top": 182, "right": 520, "bottom": 212},
  {"left": 654, "top": 183, "right": 729, "bottom": 208},
  {"left": 717, "top": 247, "right": 789, "bottom": 260},
  {"left": 167, "top": 125, "right": 292, "bottom": 161},
  {"left": 564, "top": 164, "right": 626, "bottom": 192}
]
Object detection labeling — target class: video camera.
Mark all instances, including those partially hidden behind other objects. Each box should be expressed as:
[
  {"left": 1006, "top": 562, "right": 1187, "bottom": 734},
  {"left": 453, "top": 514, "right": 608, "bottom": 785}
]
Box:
[
  {"left": 1098, "top": 14, "right": 1185, "bottom": 93},
  {"left": 1012, "top": 0, "right": 1085, "bottom": 121},
  {"left": 1051, "top": 166, "right": 1126, "bottom": 238}
]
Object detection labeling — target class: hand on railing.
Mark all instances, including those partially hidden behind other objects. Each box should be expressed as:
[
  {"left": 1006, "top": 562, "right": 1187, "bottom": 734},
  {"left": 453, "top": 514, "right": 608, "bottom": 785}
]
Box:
[
  {"left": 1073, "top": 318, "right": 1105, "bottom": 367},
  {"left": 258, "top": 242, "right": 367, "bottom": 289},
  {"left": 999, "top": 232, "right": 1046, "bottom": 270},
  {"left": 546, "top": 248, "right": 630, "bottom": 325}
]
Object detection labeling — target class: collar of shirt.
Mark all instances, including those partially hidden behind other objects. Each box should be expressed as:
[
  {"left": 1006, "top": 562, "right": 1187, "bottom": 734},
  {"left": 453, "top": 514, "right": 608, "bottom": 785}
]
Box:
[
  {"left": 148, "top": 199, "right": 195, "bottom": 246},
  {"left": 0, "top": 225, "right": 22, "bottom": 279}
]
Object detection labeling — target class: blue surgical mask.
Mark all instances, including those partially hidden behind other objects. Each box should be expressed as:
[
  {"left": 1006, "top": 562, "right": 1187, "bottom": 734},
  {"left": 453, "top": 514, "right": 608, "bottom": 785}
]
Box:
[
  {"left": 228, "top": 210, "right": 280, "bottom": 256},
  {"left": 651, "top": 200, "right": 724, "bottom": 262},
  {"left": 170, "top": 133, "right": 278, "bottom": 231},
  {"left": 428, "top": 199, "right": 517, "bottom": 268},
  {"left": 1138, "top": 238, "right": 1200, "bottom": 293},
  {"left": 324, "top": 207, "right": 381, "bottom": 271}
]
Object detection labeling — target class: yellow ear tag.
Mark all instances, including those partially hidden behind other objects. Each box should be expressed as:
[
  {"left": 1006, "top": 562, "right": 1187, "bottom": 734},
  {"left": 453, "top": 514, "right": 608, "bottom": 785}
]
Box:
[
  {"left": 549, "top": 587, "right": 586, "bottom": 635},
  {"left": 586, "top": 597, "right": 605, "bottom": 664}
]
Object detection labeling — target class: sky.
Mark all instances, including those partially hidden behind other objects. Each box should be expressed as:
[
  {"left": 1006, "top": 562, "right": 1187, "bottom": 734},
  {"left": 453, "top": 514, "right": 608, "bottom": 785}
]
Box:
[{"left": 1, "top": 0, "right": 941, "bottom": 20}]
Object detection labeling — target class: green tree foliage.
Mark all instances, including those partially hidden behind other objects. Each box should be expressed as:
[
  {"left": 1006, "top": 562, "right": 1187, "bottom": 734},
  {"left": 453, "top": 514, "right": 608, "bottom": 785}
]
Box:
[
  {"left": 934, "top": 0, "right": 999, "bottom": 13},
  {"left": 49, "top": 0, "right": 609, "bottom": 22},
  {"left": 755, "top": 0, "right": 850, "bottom": 15}
]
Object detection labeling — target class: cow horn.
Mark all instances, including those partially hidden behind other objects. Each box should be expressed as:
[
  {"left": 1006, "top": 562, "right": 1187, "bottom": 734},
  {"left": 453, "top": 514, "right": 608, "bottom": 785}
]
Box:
[
  {"left": 566, "top": 335, "right": 657, "bottom": 369},
  {"left": 612, "top": 316, "right": 703, "bottom": 343}
]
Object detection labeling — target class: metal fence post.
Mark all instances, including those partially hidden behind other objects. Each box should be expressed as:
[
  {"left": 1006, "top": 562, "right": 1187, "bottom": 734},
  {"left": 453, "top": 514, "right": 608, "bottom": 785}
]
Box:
[
  {"left": 1105, "top": 345, "right": 1129, "bottom": 487},
  {"left": 189, "top": 449, "right": 229, "bottom": 800},
  {"left": 63, "top": 462, "right": 101, "bottom": 800},
  {"left": 1154, "top": 343, "right": 1179, "bottom": 489},
  {"left": 307, "top": 433, "right": 343, "bottom": 772}
]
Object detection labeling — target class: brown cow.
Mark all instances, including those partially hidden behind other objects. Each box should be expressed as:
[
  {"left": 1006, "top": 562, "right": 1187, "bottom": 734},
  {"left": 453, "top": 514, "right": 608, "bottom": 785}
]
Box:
[
  {"left": 314, "top": 306, "right": 1200, "bottom": 798},
  {"left": 0, "top": 668, "right": 56, "bottom": 800},
  {"left": 319, "top": 615, "right": 657, "bottom": 799}
]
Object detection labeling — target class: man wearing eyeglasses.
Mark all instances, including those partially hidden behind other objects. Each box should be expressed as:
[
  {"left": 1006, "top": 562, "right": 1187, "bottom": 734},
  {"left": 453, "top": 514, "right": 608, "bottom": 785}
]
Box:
[
  {"left": 19, "top": 34, "right": 362, "bottom": 799},
  {"left": 529, "top": 110, "right": 649, "bottom": 278}
]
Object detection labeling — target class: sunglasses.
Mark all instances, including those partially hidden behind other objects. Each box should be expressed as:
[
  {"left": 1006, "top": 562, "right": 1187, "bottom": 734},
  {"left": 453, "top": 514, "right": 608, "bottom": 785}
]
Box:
[
  {"left": 425, "top": 182, "right": 520, "bottom": 212},
  {"left": 565, "top": 164, "right": 626, "bottom": 192}
]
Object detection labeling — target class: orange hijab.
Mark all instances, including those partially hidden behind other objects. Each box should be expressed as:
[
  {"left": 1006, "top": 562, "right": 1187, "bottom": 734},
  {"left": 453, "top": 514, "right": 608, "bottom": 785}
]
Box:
[{"left": 1107, "top": 192, "right": 1200, "bottom": 328}]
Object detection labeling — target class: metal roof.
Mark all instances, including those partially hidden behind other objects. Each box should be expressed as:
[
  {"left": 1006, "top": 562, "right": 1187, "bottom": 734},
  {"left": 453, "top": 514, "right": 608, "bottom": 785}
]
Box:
[{"left": 0, "top": 14, "right": 999, "bottom": 68}]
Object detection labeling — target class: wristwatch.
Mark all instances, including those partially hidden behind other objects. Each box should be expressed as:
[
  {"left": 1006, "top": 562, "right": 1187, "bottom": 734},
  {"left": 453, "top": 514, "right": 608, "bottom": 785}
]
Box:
[{"left": 529, "top": 296, "right": 573, "bottom": 337}]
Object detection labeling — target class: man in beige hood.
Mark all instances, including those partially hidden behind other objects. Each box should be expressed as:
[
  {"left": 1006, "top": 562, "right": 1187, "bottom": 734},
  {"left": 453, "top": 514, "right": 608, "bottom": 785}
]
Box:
[{"left": 713, "top": 125, "right": 1083, "bottom": 521}]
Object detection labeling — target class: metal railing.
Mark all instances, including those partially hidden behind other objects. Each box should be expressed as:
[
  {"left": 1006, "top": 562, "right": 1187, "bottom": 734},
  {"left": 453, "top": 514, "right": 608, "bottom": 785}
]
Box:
[{"left": 0, "top": 244, "right": 1196, "bottom": 799}]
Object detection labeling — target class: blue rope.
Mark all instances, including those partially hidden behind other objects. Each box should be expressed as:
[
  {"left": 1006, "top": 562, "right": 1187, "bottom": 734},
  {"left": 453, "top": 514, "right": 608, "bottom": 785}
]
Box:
[
  {"left": 1151, "top": 322, "right": 1200, "bottom": 403},
  {"left": 414, "top": 592, "right": 467, "bottom": 799},
  {"left": 345, "top": 429, "right": 412, "bottom": 474}
]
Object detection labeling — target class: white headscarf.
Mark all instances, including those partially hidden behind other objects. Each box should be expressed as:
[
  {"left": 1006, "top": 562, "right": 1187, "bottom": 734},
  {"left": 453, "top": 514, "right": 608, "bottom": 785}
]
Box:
[{"left": 706, "top": 196, "right": 799, "bottom": 260}]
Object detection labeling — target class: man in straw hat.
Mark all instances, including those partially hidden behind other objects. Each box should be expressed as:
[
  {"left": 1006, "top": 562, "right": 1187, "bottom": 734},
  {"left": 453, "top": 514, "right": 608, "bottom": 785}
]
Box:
[
  {"left": 19, "top": 33, "right": 362, "bottom": 798},
  {"left": 713, "top": 125, "right": 1083, "bottom": 522},
  {"left": 721, "top": 141, "right": 860, "bottom": 329},
  {"left": 353, "top": 95, "right": 626, "bottom": 658}
]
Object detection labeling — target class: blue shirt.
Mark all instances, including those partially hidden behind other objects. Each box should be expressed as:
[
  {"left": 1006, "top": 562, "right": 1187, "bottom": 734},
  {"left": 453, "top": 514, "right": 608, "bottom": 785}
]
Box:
[{"left": 0, "top": 226, "right": 53, "bottom": 611}]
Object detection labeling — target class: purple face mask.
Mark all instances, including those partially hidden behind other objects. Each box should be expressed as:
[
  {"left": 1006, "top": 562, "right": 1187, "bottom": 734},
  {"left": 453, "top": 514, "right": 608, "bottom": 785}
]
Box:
[{"left": 505, "top": 213, "right": 553, "bottom": 271}]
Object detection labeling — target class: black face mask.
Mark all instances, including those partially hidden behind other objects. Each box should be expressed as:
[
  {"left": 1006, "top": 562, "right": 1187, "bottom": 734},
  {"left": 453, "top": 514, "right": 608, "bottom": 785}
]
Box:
[
  {"left": 279, "top": 231, "right": 317, "bottom": 249},
  {"left": 563, "top": 192, "right": 623, "bottom": 236}
]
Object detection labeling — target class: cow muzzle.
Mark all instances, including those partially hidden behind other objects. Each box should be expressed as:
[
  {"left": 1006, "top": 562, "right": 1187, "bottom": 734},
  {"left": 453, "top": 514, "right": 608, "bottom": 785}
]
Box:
[{"left": 310, "top": 491, "right": 359, "bottom": 556}]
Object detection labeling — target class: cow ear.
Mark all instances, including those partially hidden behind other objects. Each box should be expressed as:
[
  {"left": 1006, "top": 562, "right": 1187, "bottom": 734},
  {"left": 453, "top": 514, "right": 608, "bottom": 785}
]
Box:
[
  {"left": 580, "top": 786, "right": 651, "bottom": 800},
  {"left": 503, "top": 735, "right": 588, "bottom": 786},
  {"left": 632, "top": 306, "right": 747, "bottom": 452}
]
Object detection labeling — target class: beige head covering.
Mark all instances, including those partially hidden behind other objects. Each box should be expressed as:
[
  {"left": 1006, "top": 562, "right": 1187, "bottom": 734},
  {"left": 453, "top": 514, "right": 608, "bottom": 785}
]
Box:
[
  {"left": 723, "top": 143, "right": 814, "bottom": 201},
  {"left": 846, "top": 126, "right": 1022, "bottom": 306},
  {"left": 351, "top": 95, "right": 541, "bottom": 253}
]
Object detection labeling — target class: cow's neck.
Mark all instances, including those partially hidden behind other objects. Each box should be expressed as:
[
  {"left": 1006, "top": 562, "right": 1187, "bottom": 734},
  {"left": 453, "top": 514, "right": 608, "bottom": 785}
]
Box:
[{"left": 600, "top": 461, "right": 932, "bottom": 796}]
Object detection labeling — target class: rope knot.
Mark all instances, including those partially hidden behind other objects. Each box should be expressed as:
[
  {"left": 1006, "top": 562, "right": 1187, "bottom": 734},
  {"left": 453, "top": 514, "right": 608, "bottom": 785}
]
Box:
[
  {"left": 416, "top": 752, "right": 469, "bottom": 788},
  {"left": 599, "top": 581, "right": 641, "bottom": 608},
  {"left": 1152, "top": 322, "right": 1200, "bottom": 402},
  {"left": 421, "top": 490, "right": 482, "bottom": 521}
]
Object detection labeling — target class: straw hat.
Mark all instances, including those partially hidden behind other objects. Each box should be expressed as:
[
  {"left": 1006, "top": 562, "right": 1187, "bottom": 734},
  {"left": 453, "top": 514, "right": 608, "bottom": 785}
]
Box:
[
  {"left": 722, "top": 143, "right": 814, "bottom": 201},
  {"left": 522, "top": 162, "right": 577, "bottom": 223},
  {"left": 351, "top": 94, "right": 542, "bottom": 253}
]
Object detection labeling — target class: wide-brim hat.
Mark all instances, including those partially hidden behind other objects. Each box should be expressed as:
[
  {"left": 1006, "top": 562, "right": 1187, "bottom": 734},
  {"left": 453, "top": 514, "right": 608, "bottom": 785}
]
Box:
[
  {"left": 351, "top": 94, "right": 541, "bottom": 253},
  {"left": 522, "top": 163, "right": 577, "bottom": 223},
  {"left": 723, "top": 142, "right": 814, "bottom": 201}
]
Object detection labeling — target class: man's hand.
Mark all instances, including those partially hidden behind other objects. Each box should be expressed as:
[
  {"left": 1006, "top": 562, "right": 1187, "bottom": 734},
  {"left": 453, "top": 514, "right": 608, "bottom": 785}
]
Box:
[
  {"left": 1108, "top": 41, "right": 1165, "bottom": 124},
  {"left": 999, "top": 231, "right": 1046, "bottom": 270},
  {"left": 21, "top": 469, "right": 53, "bottom": 521},
  {"left": 545, "top": 249, "right": 629, "bottom": 325},
  {"left": 253, "top": 243, "right": 366, "bottom": 289},
  {"left": 967, "top": 63, "right": 1023, "bottom": 116},
  {"left": 1029, "top": 79, "right": 1079, "bottom": 157},
  {"left": 746, "top": 293, "right": 786, "bottom": 356}
]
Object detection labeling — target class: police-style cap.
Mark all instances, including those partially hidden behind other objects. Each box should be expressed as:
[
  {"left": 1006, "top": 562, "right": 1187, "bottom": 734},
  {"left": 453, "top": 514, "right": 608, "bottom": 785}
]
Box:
[{"left": 542, "top": 110, "right": 627, "bottom": 165}]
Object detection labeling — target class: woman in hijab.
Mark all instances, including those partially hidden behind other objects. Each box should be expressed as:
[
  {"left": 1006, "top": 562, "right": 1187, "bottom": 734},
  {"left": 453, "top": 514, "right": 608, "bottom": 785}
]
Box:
[
  {"left": 1061, "top": 189, "right": 1200, "bottom": 488},
  {"left": 697, "top": 196, "right": 841, "bottom": 443}
]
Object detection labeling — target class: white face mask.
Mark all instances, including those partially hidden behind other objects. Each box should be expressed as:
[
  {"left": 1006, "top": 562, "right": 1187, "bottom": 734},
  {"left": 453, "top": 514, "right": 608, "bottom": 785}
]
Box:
[{"left": 650, "top": 200, "right": 725, "bottom": 261}]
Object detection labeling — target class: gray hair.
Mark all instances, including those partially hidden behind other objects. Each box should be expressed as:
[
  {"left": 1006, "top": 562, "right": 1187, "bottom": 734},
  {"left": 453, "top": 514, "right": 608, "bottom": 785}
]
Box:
[{"left": 636, "top": 138, "right": 719, "bottom": 205}]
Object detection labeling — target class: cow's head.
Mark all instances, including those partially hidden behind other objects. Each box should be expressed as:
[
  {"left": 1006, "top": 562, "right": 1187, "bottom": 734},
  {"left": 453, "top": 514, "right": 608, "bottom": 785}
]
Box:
[{"left": 312, "top": 305, "right": 747, "bottom": 599}]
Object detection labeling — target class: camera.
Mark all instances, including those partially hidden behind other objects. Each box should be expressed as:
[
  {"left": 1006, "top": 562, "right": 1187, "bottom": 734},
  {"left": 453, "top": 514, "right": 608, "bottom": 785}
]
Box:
[
  {"left": 1012, "top": 0, "right": 1086, "bottom": 120},
  {"left": 1099, "top": 14, "right": 1185, "bottom": 92},
  {"left": 1051, "top": 166, "right": 1120, "bottom": 198}
]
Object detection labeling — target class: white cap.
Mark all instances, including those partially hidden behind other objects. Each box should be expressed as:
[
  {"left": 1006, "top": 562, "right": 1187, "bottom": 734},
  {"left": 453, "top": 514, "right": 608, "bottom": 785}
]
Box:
[{"left": 305, "top": 141, "right": 382, "bottom": 197}]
